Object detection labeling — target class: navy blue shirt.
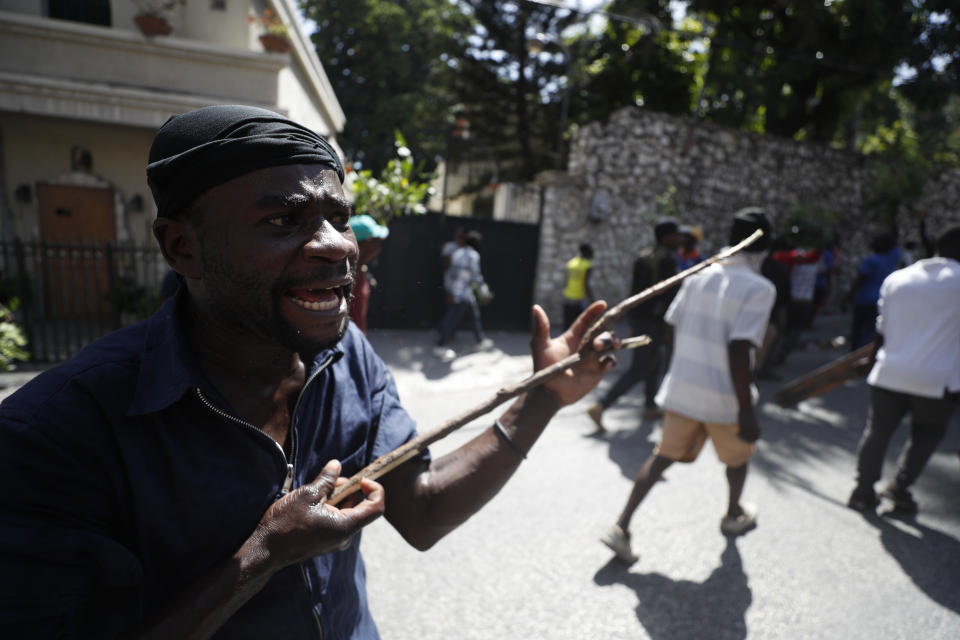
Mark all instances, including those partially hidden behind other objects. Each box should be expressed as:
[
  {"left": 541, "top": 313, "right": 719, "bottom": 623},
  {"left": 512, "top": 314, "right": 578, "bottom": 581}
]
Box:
[{"left": 0, "top": 294, "right": 424, "bottom": 639}]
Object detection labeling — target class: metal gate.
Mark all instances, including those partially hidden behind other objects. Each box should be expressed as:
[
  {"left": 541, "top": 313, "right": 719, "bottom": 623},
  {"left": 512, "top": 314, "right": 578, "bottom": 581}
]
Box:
[
  {"left": 0, "top": 239, "right": 168, "bottom": 363},
  {"left": 366, "top": 213, "right": 540, "bottom": 331}
]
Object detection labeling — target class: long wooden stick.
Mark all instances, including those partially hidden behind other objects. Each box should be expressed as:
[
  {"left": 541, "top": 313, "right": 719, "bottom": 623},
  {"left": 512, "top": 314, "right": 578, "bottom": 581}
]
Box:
[
  {"left": 328, "top": 229, "right": 764, "bottom": 505},
  {"left": 772, "top": 342, "right": 876, "bottom": 407}
]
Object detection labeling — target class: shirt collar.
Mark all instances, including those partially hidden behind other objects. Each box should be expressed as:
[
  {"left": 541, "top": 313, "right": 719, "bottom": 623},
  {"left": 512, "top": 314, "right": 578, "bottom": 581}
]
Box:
[
  {"left": 128, "top": 288, "right": 345, "bottom": 417},
  {"left": 128, "top": 289, "right": 208, "bottom": 417}
]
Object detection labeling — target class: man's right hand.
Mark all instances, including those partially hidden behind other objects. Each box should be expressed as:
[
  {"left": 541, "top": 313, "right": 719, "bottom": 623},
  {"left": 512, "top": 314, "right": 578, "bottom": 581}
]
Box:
[{"left": 248, "top": 460, "right": 385, "bottom": 571}]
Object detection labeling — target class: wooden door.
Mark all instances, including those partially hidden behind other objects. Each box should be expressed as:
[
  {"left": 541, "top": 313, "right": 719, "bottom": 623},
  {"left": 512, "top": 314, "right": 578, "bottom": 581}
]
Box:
[{"left": 36, "top": 184, "right": 115, "bottom": 321}]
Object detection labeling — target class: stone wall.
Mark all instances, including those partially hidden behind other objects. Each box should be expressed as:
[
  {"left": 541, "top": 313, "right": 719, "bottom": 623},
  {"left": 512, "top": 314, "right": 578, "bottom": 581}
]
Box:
[{"left": 534, "top": 107, "right": 960, "bottom": 325}]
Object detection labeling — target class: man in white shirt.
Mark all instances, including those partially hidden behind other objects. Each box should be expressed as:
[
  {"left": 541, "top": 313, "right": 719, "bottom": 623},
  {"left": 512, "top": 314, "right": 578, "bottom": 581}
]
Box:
[
  {"left": 847, "top": 225, "right": 960, "bottom": 514},
  {"left": 601, "top": 209, "right": 776, "bottom": 564}
]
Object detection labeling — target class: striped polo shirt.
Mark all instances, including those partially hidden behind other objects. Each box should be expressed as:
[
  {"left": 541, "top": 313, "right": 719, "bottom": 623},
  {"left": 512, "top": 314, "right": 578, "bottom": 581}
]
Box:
[{"left": 655, "top": 253, "right": 776, "bottom": 424}]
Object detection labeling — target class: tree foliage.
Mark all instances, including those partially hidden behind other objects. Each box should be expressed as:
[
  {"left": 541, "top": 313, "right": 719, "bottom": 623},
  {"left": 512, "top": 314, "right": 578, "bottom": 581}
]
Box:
[
  {"left": 570, "top": 1, "right": 703, "bottom": 122},
  {"left": 298, "top": 0, "right": 471, "bottom": 173},
  {"left": 0, "top": 300, "right": 28, "bottom": 372},
  {"left": 442, "top": 0, "right": 581, "bottom": 180},
  {"left": 349, "top": 132, "right": 432, "bottom": 223},
  {"left": 300, "top": 0, "right": 958, "bottom": 198}
]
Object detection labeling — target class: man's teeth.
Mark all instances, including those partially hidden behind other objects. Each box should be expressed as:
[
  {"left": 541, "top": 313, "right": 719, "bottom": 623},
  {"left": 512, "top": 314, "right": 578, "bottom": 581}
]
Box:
[
  {"left": 291, "top": 297, "right": 339, "bottom": 311},
  {"left": 290, "top": 288, "right": 342, "bottom": 311}
]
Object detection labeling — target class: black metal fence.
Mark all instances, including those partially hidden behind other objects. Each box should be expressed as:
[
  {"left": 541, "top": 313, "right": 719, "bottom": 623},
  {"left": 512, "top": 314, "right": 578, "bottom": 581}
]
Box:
[
  {"left": 0, "top": 239, "right": 168, "bottom": 363},
  {"left": 0, "top": 214, "right": 540, "bottom": 363}
]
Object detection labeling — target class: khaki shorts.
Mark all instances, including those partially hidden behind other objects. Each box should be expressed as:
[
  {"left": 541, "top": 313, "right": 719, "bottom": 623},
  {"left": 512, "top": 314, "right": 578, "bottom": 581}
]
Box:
[{"left": 654, "top": 410, "right": 755, "bottom": 467}]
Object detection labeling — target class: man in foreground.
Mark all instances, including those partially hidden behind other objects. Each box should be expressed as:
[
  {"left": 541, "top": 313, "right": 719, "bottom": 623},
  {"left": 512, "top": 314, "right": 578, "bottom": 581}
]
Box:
[
  {"left": 0, "top": 105, "right": 615, "bottom": 639},
  {"left": 601, "top": 209, "right": 776, "bottom": 564},
  {"left": 847, "top": 225, "right": 960, "bottom": 514}
]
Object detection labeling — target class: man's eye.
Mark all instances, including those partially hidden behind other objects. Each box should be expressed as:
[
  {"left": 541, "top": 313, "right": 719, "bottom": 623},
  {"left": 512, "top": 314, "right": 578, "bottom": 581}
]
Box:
[
  {"left": 267, "top": 214, "right": 298, "bottom": 227},
  {"left": 329, "top": 212, "right": 351, "bottom": 228}
]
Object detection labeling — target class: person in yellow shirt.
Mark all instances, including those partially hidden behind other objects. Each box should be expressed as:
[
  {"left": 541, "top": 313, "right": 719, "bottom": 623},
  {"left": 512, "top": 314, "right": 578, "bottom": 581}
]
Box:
[{"left": 563, "top": 244, "right": 594, "bottom": 327}]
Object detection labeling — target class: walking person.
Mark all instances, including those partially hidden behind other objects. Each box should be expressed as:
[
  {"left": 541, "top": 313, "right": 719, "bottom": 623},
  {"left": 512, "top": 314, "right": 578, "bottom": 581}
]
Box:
[
  {"left": 771, "top": 235, "right": 821, "bottom": 354},
  {"left": 600, "top": 209, "right": 776, "bottom": 564},
  {"left": 847, "top": 232, "right": 901, "bottom": 351},
  {"left": 757, "top": 240, "right": 793, "bottom": 379},
  {"left": 562, "top": 243, "right": 595, "bottom": 328},
  {"left": 847, "top": 225, "right": 960, "bottom": 513},
  {"left": 586, "top": 219, "right": 682, "bottom": 431},
  {"left": 436, "top": 230, "right": 493, "bottom": 358},
  {"left": 441, "top": 226, "right": 466, "bottom": 274},
  {"left": 347, "top": 213, "right": 389, "bottom": 334},
  {"left": 677, "top": 225, "right": 704, "bottom": 270},
  {"left": 811, "top": 242, "right": 836, "bottom": 325}
]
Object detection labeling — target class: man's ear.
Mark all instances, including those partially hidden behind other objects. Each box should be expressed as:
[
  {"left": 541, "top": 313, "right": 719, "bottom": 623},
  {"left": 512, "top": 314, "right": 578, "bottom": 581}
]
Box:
[{"left": 153, "top": 217, "right": 202, "bottom": 279}]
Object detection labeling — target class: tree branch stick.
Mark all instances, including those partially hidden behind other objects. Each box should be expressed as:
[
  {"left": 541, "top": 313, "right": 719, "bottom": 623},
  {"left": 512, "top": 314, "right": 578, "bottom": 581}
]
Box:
[{"left": 327, "top": 230, "right": 764, "bottom": 505}]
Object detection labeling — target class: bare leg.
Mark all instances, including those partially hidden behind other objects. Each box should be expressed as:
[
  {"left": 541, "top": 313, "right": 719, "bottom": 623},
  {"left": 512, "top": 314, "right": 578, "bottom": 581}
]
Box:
[
  {"left": 725, "top": 463, "right": 748, "bottom": 519},
  {"left": 616, "top": 454, "right": 674, "bottom": 533}
]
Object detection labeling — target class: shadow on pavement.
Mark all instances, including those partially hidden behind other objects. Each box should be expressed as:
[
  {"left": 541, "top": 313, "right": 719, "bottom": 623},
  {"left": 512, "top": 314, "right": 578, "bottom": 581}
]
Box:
[
  {"left": 595, "top": 414, "right": 658, "bottom": 482},
  {"left": 594, "top": 538, "right": 751, "bottom": 640},
  {"left": 863, "top": 511, "right": 960, "bottom": 614},
  {"left": 754, "top": 372, "right": 960, "bottom": 521},
  {"left": 368, "top": 329, "right": 532, "bottom": 382}
]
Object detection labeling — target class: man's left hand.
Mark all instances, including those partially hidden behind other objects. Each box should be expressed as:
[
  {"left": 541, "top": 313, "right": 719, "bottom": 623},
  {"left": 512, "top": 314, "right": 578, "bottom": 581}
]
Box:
[
  {"left": 738, "top": 408, "right": 762, "bottom": 444},
  {"left": 532, "top": 301, "right": 617, "bottom": 406}
]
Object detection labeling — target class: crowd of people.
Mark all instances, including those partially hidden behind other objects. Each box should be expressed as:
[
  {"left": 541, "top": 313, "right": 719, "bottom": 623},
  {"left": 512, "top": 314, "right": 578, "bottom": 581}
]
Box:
[
  {"left": 0, "top": 104, "right": 956, "bottom": 637},
  {"left": 575, "top": 217, "right": 959, "bottom": 564}
]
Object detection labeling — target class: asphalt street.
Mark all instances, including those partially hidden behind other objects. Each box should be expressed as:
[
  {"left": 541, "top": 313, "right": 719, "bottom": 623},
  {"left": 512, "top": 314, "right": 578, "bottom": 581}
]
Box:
[
  {"left": 0, "top": 312, "right": 956, "bottom": 639},
  {"left": 363, "top": 312, "right": 960, "bottom": 640}
]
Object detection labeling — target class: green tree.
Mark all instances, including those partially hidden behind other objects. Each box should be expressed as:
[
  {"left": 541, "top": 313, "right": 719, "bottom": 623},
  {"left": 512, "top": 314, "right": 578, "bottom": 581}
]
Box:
[
  {"left": 440, "top": 0, "right": 581, "bottom": 180},
  {"left": 0, "top": 300, "right": 28, "bottom": 372},
  {"left": 570, "top": 0, "right": 705, "bottom": 123},
  {"left": 298, "top": 0, "right": 957, "bottom": 194},
  {"left": 298, "top": 0, "right": 471, "bottom": 174},
  {"left": 682, "top": 0, "right": 921, "bottom": 143},
  {"left": 349, "top": 132, "right": 433, "bottom": 223}
]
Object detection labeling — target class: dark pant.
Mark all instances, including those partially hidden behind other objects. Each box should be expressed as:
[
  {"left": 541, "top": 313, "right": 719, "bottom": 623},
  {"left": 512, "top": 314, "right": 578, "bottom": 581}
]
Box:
[
  {"left": 784, "top": 299, "right": 814, "bottom": 354},
  {"left": 437, "top": 299, "right": 484, "bottom": 346},
  {"left": 563, "top": 300, "right": 587, "bottom": 329},
  {"left": 849, "top": 303, "right": 878, "bottom": 351},
  {"left": 854, "top": 385, "right": 957, "bottom": 492},
  {"left": 599, "top": 322, "right": 665, "bottom": 409},
  {"left": 758, "top": 306, "right": 788, "bottom": 373}
]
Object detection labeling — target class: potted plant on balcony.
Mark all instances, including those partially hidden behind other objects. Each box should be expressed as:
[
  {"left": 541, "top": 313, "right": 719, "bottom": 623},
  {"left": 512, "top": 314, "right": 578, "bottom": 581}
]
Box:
[
  {"left": 248, "top": 8, "right": 291, "bottom": 53},
  {"left": 133, "top": 1, "right": 182, "bottom": 37}
]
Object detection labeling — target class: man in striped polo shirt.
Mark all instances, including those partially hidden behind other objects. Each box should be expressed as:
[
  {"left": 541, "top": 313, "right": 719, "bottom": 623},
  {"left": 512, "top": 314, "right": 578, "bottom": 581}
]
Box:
[{"left": 601, "top": 208, "right": 776, "bottom": 564}]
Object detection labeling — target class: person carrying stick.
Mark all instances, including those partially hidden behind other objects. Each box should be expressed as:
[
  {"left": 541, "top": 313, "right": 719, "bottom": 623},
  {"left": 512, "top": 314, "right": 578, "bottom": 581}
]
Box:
[
  {"left": 846, "top": 224, "right": 960, "bottom": 514},
  {"left": 0, "top": 105, "right": 618, "bottom": 640},
  {"left": 601, "top": 208, "right": 776, "bottom": 564}
]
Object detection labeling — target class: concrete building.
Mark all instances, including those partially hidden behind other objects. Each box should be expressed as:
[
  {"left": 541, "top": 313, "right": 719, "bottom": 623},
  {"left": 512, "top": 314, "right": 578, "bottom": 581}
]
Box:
[
  {"left": 0, "top": 0, "right": 345, "bottom": 361},
  {"left": 0, "top": 0, "right": 345, "bottom": 245}
]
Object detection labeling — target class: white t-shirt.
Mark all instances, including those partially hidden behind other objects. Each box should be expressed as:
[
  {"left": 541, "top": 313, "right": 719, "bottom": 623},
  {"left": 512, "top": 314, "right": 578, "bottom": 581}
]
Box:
[
  {"left": 867, "top": 257, "right": 960, "bottom": 398},
  {"left": 790, "top": 262, "right": 818, "bottom": 302},
  {"left": 655, "top": 253, "right": 776, "bottom": 424}
]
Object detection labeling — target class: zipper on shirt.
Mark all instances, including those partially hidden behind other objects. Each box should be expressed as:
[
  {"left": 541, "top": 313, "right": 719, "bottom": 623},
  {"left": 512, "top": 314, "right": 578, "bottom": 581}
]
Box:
[
  {"left": 290, "top": 353, "right": 336, "bottom": 434},
  {"left": 282, "top": 463, "right": 295, "bottom": 493},
  {"left": 196, "top": 352, "right": 336, "bottom": 640},
  {"left": 194, "top": 388, "right": 288, "bottom": 466},
  {"left": 300, "top": 563, "right": 325, "bottom": 640},
  {"left": 192, "top": 352, "right": 335, "bottom": 495}
]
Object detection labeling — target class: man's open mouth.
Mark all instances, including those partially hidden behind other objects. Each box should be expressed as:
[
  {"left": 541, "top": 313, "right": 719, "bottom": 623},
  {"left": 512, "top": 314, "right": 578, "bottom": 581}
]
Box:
[{"left": 287, "top": 285, "right": 347, "bottom": 312}]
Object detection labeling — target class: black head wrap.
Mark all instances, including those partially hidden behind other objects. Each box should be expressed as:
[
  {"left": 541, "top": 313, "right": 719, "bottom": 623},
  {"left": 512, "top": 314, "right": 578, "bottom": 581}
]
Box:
[
  {"left": 146, "top": 105, "right": 344, "bottom": 219},
  {"left": 729, "top": 206, "right": 773, "bottom": 252},
  {"left": 654, "top": 217, "right": 680, "bottom": 243}
]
